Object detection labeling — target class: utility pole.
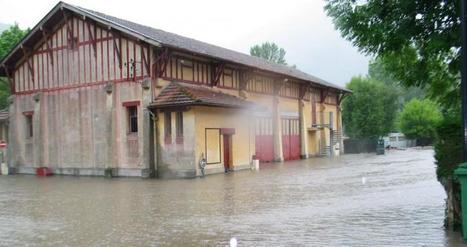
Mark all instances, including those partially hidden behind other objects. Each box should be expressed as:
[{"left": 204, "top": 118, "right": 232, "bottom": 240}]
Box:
[
  {"left": 454, "top": 0, "right": 467, "bottom": 241},
  {"left": 462, "top": 0, "right": 467, "bottom": 161}
]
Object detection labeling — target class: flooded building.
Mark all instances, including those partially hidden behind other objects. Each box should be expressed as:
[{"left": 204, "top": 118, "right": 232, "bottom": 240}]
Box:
[{"left": 0, "top": 2, "right": 350, "bottom": 178}]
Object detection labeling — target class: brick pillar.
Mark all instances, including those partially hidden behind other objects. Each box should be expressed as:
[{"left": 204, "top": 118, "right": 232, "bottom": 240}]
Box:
[
  {"left": 299, "top": 99, "right": 308, "bottom": 159},
  {"left": 273, "top": 96, "right": 283, "bottom": 162}
]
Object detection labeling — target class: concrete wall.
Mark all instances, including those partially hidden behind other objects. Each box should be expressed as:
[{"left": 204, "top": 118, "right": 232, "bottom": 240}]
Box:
[
  {"left": 156, "top": 109, "right": 197, "bottom": 178},
  {"left": 9, "top": 81, "right": 151, "bottom": 176}
]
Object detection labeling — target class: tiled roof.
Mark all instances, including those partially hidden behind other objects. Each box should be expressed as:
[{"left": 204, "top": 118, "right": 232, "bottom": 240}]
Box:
[
  {"left": 0, "top": 2, "right": 350, "bottom": 93},
  {"left": 151, "top": 82, "right": 259, "bottom": 109}
]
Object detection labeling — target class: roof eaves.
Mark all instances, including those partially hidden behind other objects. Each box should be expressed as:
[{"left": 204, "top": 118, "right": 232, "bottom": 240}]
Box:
[{"left": 61, "top": 3, "right": 162, "bottom": 48}]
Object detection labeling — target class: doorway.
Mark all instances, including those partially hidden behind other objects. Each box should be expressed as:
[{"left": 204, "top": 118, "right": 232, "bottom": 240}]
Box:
[{"left": 223, "top": 134, "right": 232, "bottom": 172}]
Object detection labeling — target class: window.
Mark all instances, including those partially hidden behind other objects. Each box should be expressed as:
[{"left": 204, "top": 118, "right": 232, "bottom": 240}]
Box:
[
  {"left": 25, "top": 114, "right": 33, "bottom": 138},
  {"left": 164, "top": 112, "right": 172, "bottom": 144},
  {"left": 127, "top": 106, "right": 138, "bottom": 133},
  {"left": 175, "top": 112, "right": 183, "bottom": 144}
]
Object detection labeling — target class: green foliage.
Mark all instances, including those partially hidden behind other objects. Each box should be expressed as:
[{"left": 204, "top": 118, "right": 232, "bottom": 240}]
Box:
[
  {"left": 0, "top": 23, "right": 28, "bottom": 60},
  {"left": 250, "top": 42, "right": 287, "bottom": 65},
  {"left": 324, "top": 0, "right": 463, "bottom": 226},
  {"left": 324, "top": 0, "right": 460, "bottom": 108},
  {"left": 369, "top": 58, "right": 425, "bottom": 106},
  {"left": 0, "top": 24, "right": 28, "bottom": 109},
  {"left": 434, "top": 109, "right": 462, "bottom": 181},
  {"left": 342, "top": 76, "right": 398, "bottom": 139},
  {"left": 398, "top": 99, "right": 441, "bottom": 144}
]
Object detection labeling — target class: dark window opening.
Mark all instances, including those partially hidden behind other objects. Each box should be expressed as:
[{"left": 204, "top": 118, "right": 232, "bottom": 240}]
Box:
[
  {"left": 164, "top": 112, "right": 172, "bottom": 144},
  {"left": 176, "top": 111, "right": 183, "bottom": 144},
  {"left": 127, "top": 106, "right": 138, "bottom": 133},
  {"left": 26, "top": 115, "right": 33, "bottom": 138}
]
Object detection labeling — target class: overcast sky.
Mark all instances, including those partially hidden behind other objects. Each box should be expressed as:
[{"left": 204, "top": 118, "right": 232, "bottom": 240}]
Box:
[{"left": 0, "top": 0, "right": 370, "bottom": 87}]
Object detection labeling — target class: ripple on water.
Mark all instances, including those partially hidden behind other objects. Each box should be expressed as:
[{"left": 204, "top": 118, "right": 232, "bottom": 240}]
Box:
[{"left": 0, "top": 149, "right": 460, "bottom": 246}]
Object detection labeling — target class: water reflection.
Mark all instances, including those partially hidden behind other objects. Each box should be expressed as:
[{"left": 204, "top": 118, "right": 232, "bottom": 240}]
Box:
[{"left": 0, "top": 149, "right": 463, "bottom": 246}]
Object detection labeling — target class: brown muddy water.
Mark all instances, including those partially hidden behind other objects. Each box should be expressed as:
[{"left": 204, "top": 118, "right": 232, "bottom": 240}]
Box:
[{"left": 0, "top": 149, "right": 464, "bottom": 246}]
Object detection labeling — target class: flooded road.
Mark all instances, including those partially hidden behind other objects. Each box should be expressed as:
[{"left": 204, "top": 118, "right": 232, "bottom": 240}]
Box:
[{"left": 0, "top": 149, "right": 463, "bottom": 246}]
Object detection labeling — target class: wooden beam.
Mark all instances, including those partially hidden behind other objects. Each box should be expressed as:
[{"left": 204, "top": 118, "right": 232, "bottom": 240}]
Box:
[
  {"left": 299, "top": 84, "right": 308, "bottom": 100},
  {"left": 320, "top": 88, "right": 329, "bottom": 104},
  {"left": 41, "top": 27, "right": 54, "bottom": 65},
  {"left": 1, "top": 64, "right": 14, "bottom": 93},
  {"left": 273, "top": 78, "right": 287, "bottom": 95},
  {"left": 210, "top": 62, "right": 225, "bottom": 87},
  {"left": 239, "top": 70, "right": 253, "bottom": 91},
  {"left": 141, "top": 43, "right": 150, "bottom": 76},
  {"left": 86, "top": 21, "right": 97, "bottom": 58},
  {"left": 62, "top": 10, "right": 75, "bottom": 49},
  {"left": 154, "top": 47, "right": 169, "bottom": 78},
  {"left": 337, "top": 92, "right": 348, "bottom": 105},
  {"left": 21, "top": 46, "right": 34, "bottom": 84},
  {"left": 112, "top": 31, "right": 122, "bottom": 69}
]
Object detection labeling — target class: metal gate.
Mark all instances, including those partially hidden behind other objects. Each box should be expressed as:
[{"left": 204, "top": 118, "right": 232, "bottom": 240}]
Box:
[
  {"left": 255, "top": 117, "right": 274, "bottom": 162},
  {"left": 282, "top": 118, "right": 300, "bottom": 161}
]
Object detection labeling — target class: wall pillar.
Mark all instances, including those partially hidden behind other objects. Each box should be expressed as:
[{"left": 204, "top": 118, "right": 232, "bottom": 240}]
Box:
[
  {"left": 32, "top": 93, "right": 43, "bottom": 168},
  {"left": 336, "top": 105, "right": 344, "bottom": 154},
  {"left": 319, "top": 102, "right": 327, "bottom": 155},
  {"left": 141, "top": 78, "right": 153, "bottom": 177},
  {"left": 105, "top": 83, "right": 114, "bottom": 171},
  {"left": 272, "top": 96, "right": 283, "bottom": 162},
  {"left": 7, "top": 96, "right": 16, "bottom": 169},
  {"left": 299, "top": 99, "right": 308, "bottom": 159}
]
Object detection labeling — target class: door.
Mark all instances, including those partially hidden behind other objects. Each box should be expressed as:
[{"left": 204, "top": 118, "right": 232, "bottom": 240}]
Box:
[
  {"left": 255, "top": 117, "right": 274, "bottom": 162},
  {"left": 223, "top": 135, "right": 232, "bottom": 172},
  {"left": 282, "top": 118, "right": 300, "bottom": 161}
]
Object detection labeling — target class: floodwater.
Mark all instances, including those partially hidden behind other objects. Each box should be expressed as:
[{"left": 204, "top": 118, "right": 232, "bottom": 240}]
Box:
[{"left": 0, "top": 149, "right": 464, "bottom": 246}]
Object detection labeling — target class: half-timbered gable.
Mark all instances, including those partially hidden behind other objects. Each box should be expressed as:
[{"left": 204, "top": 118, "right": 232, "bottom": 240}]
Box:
[{"left": 13, "top": 15, "right": 150, "bottom": 95}]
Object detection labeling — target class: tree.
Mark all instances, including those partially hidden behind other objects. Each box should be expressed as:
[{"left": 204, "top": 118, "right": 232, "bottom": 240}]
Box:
[
  {"left": 324, "top": 0, "right": 460, "bottom": 107},
  {"left": 342, "top": 76, "right": 398, "bottom": 139},
  {"left": 0, "top": 24, "right": 28, "bottom": 59},
  {"left": 0, "top": 24, "right": 28, "bottom": 109},
  {"left": 368, "top": 58, "right": 425, "bottom": 112},
  {"left": 324, "top": 0, "right": 462, "bottom": 228},
  {"left": 250, "top": 42, "right": 287, "bottom": 65},
  {"left": 398, "top": 99, "right": 441, "bottom": 145}
]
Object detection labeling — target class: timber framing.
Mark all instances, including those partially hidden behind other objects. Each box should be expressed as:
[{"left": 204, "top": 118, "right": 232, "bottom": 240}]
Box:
[
  {"left": 86, "top": 20, "right": 97, "bottom": 58},
  {"left": 154, "top": 48, "right": 170, "bottom": 78},
  {"left": 210, "top": 62, "right": 226, "bottom": 87},
  {"left": 0, "top": 1, "right": 349, "bottom": 98},
  {"left": 20, "top": 46, "right": 35, "bottom": 84},
  {"left": 40, "top": 27, "right": 54, "bottom": 65},
  {"left": 111, "top": 30, "right": 122, "bottom": 69},
  {"left": 299, "top": 84, "right": 308, "bottom": 100},
  {"left": 320, "top": 88, "right": 329, "bottom": 104}
]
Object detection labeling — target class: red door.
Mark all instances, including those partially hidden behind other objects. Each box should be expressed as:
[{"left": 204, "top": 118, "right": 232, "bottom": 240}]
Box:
[
  {"left": 223, "top": 135, "right": 231, "bottom": 172},
  {"left": 282, "top": 118, "right": 300, "bottom": 161},
  {"left": 255, "top": 117, "right": 274, "bottom": 162}
]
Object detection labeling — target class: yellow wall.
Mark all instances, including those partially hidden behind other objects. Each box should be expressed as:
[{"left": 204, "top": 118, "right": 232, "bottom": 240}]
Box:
[{"left": 194, "top": 106, "right": 254, "bottom": 174}]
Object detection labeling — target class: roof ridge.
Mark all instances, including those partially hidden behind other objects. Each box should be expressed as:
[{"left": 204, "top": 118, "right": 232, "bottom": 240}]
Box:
[{"left": 0, "top": 1, "right": 350, "bottom": 93}]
